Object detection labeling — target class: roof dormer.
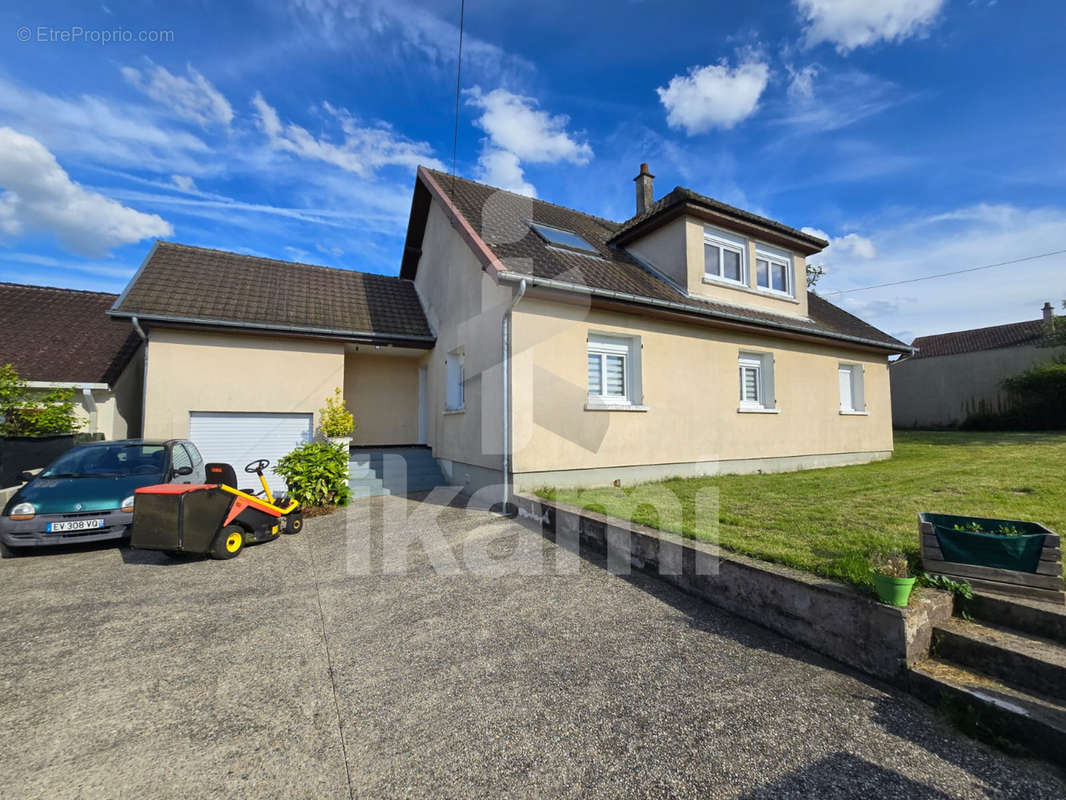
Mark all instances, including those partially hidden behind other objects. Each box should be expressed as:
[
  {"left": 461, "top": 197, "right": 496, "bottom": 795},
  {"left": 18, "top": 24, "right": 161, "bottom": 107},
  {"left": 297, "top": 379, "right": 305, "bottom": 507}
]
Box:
[{"left": 615, "top": 165, "right": 827, "bottom": 319}]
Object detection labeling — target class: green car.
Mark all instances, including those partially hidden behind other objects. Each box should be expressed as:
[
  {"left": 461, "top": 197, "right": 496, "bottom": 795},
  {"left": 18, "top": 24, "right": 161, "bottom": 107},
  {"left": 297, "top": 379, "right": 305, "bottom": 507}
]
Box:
[{"left": 1, "top": 439, "right": 206, "bottom": 556}]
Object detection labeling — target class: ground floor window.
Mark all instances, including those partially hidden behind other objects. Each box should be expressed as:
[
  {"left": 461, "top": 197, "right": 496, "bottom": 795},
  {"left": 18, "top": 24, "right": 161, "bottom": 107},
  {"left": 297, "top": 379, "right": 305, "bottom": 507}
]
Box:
[
  {"left": 839, "top": 363, "right": 866, "bottom": 413},
  {"left": 587, "top": 334, "right": 641, "bottom": 406},
  {"left": 738, "top": 351, "right": 775, "bottom": 410},
  {"left": 445, "top": 350, "right": 465, "bottom": 411}
]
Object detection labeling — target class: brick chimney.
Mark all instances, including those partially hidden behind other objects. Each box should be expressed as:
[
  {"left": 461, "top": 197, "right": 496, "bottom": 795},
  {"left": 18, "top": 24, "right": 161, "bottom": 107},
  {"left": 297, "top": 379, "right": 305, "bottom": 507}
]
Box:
[
  {"left": 634, "top": 163, "right": 655, "bottom": 216},
  {"left": 1043, "top": 301, "right": 1055, "bottom": 323}
]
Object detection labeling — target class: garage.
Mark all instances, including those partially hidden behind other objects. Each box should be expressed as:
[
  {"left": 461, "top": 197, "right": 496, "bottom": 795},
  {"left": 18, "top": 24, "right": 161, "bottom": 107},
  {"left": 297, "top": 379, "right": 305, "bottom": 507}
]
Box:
[{"left": 188, "top": 412, "right": 314, "bottom": 492}]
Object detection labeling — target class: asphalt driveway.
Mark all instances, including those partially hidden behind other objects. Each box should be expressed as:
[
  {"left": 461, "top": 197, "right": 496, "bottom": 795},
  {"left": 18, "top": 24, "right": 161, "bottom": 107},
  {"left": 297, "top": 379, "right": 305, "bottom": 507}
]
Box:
[{"left": 1, "top": 494, "right": 1063, "bottom": 799}]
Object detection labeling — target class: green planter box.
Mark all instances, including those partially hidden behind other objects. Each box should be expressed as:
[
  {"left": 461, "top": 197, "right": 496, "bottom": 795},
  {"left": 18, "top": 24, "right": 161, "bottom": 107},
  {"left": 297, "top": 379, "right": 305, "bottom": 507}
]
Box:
[{"left": 922, "top": 513, "right": 1047, "bottom": 574}]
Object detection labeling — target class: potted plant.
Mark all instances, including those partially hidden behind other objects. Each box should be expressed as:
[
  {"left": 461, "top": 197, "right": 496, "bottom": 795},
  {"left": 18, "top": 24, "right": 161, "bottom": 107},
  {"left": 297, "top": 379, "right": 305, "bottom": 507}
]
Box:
[
  {"left": 920, "top": 512, "right": 1050, "bottom": 574},
  {"left": 320, "top": 387, "right": 355, "bottom": 450},
  {"left": 870, "top": 552, "right": 916, "bottom": 607}
]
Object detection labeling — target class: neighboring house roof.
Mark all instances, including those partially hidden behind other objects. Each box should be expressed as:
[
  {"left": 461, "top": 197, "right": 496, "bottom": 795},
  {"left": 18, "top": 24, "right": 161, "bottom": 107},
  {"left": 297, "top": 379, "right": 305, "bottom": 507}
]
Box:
[
  {"left": 0, "top": 282, "right": 141, "bottom": 385},
  {"left": 402, "top": 168, "right": 906, "bottom": 353},
  {"left": 908, "top": 319, "right": 1049, "bottom": 360},
  {"left": 111, "top": 242, "right": 434, "bottom": 344}
]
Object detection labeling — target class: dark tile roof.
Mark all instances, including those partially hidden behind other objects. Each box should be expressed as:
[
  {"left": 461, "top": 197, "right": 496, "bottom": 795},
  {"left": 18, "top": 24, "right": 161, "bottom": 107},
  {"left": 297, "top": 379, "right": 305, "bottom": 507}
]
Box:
[
  {"left": 0, "top": 283, "right": 141, "bottom": 385},
  {"left": 610, "top": 186, "right": 829, "bottom": 251},
  {"left": 909, "top": 319, "right": 1048, "bottom": 359},
  {"left": 112, "top": 242, "right": 433, "bottom": 342},
  {"left": 416, "top": 169, "right": 905, "bottom": 351}
]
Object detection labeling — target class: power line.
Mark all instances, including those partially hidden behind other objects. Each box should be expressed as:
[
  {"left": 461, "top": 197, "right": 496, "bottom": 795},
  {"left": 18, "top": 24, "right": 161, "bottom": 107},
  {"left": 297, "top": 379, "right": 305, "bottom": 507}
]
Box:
[
  {"left": 449, "top": 0, "right": 466, "bottom": 198},
  {"left": 820, "top": 248, "right": 1066, "bottom": 296}
]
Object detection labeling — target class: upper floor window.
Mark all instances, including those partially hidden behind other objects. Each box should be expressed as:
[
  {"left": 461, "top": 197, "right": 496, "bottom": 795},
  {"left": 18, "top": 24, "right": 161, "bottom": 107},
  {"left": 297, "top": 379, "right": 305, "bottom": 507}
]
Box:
[
  {"left": 704, "top": 228, "right": 747, "bottom": 285},
  {"left": 530, "top": 222, "right": 598, "bottom": 254},
  {"left": 755, "top": 247, "right": 792, "bottom": 296}
]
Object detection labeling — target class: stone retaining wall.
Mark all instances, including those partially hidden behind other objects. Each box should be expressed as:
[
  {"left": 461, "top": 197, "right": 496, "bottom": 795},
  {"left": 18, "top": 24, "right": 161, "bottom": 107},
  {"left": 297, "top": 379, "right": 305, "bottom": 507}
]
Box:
[{"left": 515, "top": 493, "right": 953, "bottom": 680}]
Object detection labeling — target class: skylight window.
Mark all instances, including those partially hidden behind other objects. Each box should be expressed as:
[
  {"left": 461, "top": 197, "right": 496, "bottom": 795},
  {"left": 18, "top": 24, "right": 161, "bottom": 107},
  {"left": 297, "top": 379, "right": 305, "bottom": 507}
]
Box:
[{"left": 530, "top": 222, "right": 598, "bottom": 254}]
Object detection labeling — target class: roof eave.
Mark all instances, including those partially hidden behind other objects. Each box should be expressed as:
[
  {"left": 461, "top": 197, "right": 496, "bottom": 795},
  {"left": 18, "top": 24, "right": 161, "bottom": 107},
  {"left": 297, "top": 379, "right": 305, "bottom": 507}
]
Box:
[
  {"left": 610, "top": 199, "right": 828, "bottom": 257},
  {"left": 496, "top": 271, "right": 907, "bottom": 354},
  {"left": 108, "top": 311, "right": 436, "bottom": 348}
]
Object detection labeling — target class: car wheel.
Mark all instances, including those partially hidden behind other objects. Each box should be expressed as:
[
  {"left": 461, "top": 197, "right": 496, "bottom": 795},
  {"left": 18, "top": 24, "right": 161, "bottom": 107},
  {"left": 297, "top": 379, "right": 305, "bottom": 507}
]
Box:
[
  {"left": 211, "top": 525, "right": 244, "bottom": 560},
  {"left": 283, "top": 512, "right": 303, "bottom": 535},
  {"left": 0, "top": 542, "right": 24, "bottom": 559}
]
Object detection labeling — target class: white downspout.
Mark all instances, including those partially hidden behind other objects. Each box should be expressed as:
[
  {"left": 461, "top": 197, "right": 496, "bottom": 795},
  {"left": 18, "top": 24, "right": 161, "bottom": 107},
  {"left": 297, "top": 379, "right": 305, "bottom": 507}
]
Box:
[
  {"left": 81, "top": 388, "right": 98, "bottom": 434},
  {"left": 501, "top": 279, "right": 527, "bottom": 513}
]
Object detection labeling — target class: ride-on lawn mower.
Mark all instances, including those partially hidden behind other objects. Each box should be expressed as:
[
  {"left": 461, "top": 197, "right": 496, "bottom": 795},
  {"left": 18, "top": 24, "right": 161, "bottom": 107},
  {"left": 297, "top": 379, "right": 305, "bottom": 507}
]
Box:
[{"left": 130, "top": 459, "right": 303, "bottom": 559}]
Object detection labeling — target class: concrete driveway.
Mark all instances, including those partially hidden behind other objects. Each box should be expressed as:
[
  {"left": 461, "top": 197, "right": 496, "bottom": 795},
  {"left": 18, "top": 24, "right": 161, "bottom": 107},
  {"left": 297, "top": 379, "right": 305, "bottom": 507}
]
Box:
[{"left": 1, "top": 495, "right": 1063, "bottom": 799}]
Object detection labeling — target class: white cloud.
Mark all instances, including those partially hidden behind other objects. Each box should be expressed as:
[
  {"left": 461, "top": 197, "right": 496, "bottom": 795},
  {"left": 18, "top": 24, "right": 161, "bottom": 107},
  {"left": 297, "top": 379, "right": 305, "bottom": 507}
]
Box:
[
  {"left": 171, "top": 174, "right": 197, "bottom": 193},
  {"left": 286, "top": 0, "right": 534, "bottom": 84},
  {"left": 787, "top": 64, "right": 820, "bottom": 100},
  {"left": 0, "top": 77, "right": 212, "bottom": 174},
  {"left": 466, "top": 87, "right": 593, "bottom": 165},
  {"left": 0, "top": 127, "right": 172, "bottom": 256},
  {"left": 657, "top": 56, "right": 770, "bottom": 134},
  {"left": 775, "top": 69, "right": 908, "bottom": 134},
  {"left": 476, "top": 150, "right": 536, "bottom": 197},
  {"left": 251, "top": 92, "right": 443, "bottom": 177},
  {"left": 803, "top": 226, "right": 877, "bottom": 265},
  {"left": 795, "top": 0, "right": 946, "bottom": 53},
  {"left": 121, "top": 62, "right": 234, "bottom": 127},
  {"left": 815, "top": 203, "right": 1066, "bottom": 341},
  {"left": 463, "top": 87, "right": 593, "bottom": 198}
]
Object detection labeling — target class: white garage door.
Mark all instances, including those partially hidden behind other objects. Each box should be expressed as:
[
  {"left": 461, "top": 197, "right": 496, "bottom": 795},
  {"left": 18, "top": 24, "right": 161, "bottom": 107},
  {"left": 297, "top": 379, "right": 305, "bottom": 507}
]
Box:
[{"left": 188, "top": 412, "right": 314, "bottom": 492}]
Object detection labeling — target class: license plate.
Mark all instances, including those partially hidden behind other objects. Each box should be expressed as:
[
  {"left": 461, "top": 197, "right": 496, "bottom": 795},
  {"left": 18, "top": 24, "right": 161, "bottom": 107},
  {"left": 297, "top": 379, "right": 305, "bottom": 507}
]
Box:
[{"left": 47, "top": 519, "right": 105, "bottom": 533}]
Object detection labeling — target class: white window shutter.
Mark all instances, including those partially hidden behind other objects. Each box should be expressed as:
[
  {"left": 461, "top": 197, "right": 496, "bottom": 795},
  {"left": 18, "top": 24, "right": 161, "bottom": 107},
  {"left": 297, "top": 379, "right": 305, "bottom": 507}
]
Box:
[{"left": 855, "top": 365, "right": 866, "bottom": 411}]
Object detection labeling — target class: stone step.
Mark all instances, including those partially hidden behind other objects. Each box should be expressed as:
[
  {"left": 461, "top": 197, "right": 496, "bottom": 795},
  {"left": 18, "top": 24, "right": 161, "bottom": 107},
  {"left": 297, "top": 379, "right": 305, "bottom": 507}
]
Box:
[
  {"left": 909, "top": 658, "right": 1066, "bottom": 765},
  {"left": 349, "top": 484, "right": 390, "bottom": 499},
  {"left": 932, "top": 617, "right": 1066, "bottom": 702},
  {"left": 960, "top": 592, "right": 1066, "bottom": 645}
]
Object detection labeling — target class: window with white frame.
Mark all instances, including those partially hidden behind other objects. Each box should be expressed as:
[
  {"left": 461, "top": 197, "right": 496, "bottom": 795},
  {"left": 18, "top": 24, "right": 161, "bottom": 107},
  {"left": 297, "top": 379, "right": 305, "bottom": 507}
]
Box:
[
  {"left": 704, "top": 228, "right": 747, "bottom": 285},
  {"left": 738, "top": 352, "right": 775, "bottom": 410},
  {"left": 755, "top": 247, "right": 792, "bottom": 296},
  {"left": 445, "top": 350, "right": 465, "bottom": 411},
  {"left": 838, "top": 363, "right": 866, "bottom": 413},
  {"left": 587, "top": 334, "right": 640, "bottom": 405}
]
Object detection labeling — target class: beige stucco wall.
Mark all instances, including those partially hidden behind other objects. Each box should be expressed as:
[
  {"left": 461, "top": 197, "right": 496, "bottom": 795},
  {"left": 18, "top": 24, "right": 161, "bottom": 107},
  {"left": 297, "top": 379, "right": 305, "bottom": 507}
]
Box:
[
  {"left": 142, "top": 327, "right": 344, "bottom": 439},
  {"left": 890, "top": 344, "right": 1066, "bottom": 428},
  {"left": 626, "top": 216, "right": 687, "bottom": 288},
  {"left": 510, "top": 296, "right": 892, "bottom": 477},
  {"left": 414, "top": 199, "right": 514, "bottom": 474},
  {"left": 344, "top": 352, "right": 420, "bottom": 445},
  {"left": 110, "top": 345, "right": 144, "bottom": 438}
]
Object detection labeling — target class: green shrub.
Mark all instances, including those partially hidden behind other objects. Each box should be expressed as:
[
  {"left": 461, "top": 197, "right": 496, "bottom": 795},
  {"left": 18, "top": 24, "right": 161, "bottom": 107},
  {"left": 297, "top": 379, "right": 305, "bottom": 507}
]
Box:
[
  {"left": 319, "top": 387, "right": 355, "bottom": 438},
  {"left": 0, "top": 363, "right": 84, "bottom": 436},
  {"left": 275, "top": 441, "right": 351, "bottom": 508}
]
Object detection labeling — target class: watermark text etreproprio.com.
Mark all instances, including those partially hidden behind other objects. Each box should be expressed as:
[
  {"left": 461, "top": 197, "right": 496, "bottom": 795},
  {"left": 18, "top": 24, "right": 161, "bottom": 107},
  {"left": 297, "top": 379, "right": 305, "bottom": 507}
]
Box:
[{"left": 16, "top": 25, "right": 175, "bottom": 44}]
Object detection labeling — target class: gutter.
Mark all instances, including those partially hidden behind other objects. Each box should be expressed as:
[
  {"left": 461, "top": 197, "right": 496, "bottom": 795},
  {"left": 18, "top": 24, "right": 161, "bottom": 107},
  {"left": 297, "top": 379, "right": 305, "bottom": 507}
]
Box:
[
  {"left": 501, "top": 278, "right": 527, "bottom": 514},
  {"left": 109, "top": 311, "right": 436, "bottom": 347},
  {"left": 26, "top": 381, "right": 109, "bottom": 390},
  {"left": 494, "top": 271, "right": 913, "bottom": 355}
]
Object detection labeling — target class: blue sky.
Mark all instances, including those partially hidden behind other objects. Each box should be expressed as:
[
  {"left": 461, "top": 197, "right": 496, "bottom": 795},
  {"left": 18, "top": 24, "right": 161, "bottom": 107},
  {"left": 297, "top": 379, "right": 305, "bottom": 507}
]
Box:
[{"left": 0, "top": 0, "right": 1063, "bottom": 342}]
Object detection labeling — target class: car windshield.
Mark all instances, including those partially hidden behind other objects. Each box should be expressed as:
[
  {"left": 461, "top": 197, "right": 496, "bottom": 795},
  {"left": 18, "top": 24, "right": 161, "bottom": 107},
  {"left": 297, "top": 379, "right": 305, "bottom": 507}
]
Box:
[{"left": 41, "top": 444, "right": 168, "bottom": 478}]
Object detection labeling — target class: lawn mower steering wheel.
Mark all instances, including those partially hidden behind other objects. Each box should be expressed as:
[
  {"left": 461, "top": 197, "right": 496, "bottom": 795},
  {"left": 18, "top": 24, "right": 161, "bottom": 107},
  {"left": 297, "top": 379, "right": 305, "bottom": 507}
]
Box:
[{"left": 245, "top": 459, "right": 270, "bottom": 473}]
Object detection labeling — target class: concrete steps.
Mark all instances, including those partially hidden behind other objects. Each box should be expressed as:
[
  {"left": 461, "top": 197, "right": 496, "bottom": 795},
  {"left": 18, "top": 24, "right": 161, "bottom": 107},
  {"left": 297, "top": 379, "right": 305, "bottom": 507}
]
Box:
[
  {"left": 348, "top": 446, "right": 446, "bottom": 497},
  {"left": 910, "top": 593, "right": 1066, "bottom": 765}
]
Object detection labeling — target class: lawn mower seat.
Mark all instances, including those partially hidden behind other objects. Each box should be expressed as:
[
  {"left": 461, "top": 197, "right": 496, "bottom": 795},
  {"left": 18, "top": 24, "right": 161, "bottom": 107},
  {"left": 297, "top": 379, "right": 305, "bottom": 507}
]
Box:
[
  {"left": 205, "top": 462, "right": 238, "bottom": 488},
  {"left": 205, "top": 462, "right": 261, "bottom": 495}
]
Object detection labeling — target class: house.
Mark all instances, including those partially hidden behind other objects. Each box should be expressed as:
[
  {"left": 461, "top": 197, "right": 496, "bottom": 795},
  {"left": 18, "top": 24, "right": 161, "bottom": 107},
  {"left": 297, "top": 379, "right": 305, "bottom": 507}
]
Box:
[
  {"left": 109, "top": 164, "right": 907, "bottom": 498},
  {"left": 0, "top": 283, "right": 144, "bottom": 439},
  {"left": 890, "top": 305, "right": 1063, "bottom": 428}
]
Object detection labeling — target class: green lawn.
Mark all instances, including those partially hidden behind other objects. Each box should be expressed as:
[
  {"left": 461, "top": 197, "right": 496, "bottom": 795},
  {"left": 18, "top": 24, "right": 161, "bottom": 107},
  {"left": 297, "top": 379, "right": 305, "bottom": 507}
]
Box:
[{"left": 536, "top": 431, "right": 1066, "bottom": 588}]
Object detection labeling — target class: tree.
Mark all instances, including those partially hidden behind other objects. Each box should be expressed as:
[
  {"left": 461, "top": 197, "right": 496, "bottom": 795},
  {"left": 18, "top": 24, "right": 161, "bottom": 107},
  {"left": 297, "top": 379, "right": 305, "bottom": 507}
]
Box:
[
  {"left": 1039, "top": 300, "right": 1066, "bottom": 348},
  {"left": 0, "top": 363, "right": 84, "bottom": 436},
  {"left": 806, "top": 262, "right": 825, "bottom": 289}
]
